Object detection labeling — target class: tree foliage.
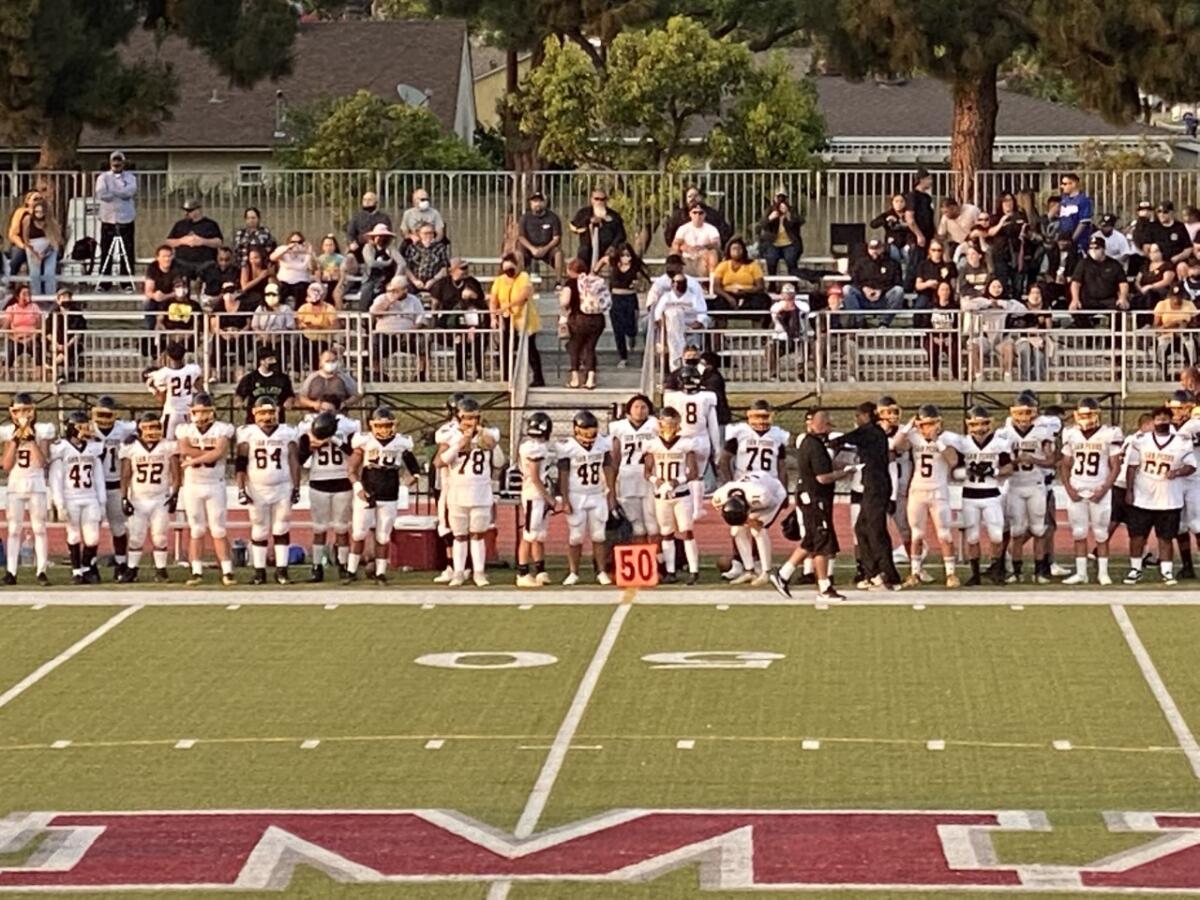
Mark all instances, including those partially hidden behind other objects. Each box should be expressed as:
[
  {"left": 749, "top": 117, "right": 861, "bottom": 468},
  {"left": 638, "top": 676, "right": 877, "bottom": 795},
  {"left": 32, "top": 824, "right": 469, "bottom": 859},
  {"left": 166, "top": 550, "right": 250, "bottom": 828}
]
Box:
[
  {"left": 0, "top": 0, "right": 297, "bottom": 168},
  {"left": 275, "top": 90, "right": 493, "bottom": 170}
]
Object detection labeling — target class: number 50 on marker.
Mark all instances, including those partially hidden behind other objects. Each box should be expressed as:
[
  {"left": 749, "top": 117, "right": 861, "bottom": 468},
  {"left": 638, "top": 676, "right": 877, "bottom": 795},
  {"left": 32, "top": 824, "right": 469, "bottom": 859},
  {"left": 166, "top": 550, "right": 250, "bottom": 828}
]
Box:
[{"left": 613, "top": 544, "right": 658, "bottom": 588}]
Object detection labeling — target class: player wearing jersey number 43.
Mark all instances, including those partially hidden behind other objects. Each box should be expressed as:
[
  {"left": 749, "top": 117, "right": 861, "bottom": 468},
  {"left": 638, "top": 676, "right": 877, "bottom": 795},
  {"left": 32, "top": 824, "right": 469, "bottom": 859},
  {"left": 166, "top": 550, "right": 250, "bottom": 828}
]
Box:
[{"left": 48, "top": 412, "right": 107, "bottom": 584}]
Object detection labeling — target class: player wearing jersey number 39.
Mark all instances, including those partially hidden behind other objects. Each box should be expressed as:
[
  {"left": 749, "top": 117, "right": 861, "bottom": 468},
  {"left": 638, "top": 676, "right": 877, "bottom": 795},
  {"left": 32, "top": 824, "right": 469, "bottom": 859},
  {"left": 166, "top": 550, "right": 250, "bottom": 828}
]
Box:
[{"left": 1059, "top": 398, "right": 1123, "bottom": 585}]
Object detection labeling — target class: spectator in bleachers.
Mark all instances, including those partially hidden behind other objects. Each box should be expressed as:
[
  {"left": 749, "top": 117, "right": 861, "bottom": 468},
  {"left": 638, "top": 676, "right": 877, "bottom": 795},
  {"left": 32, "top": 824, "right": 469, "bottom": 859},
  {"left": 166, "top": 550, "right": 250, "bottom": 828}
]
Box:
[
  {"left": 757, "top": 192, "right": 804, "bottom": 278},
  {"left": 202, "top": 246, "right": 241, "bottom": 303},
  {"left": 144, "top": 245, "right": 185, "bottom": 334},
  {"left": 913, "top": 239, "right": 957, "bottom": 309},
  {"left": 769, "top": 283, "right": 811, "bottom": 359},
  {"left": 923, "top": 280, "right": 960, "bottom": 380},
  {"left": 561, "top": 257, "right": 607, "bottom": 390},
  {"left": 166, "top": 199, "right": 223, "bottom": 278},
  {"left": 316, "top": 235, "right": 347, "bottom": 306},
  {"left": 1131, "top": 200, "right": 1157, "bottom": 252},
  {"left": 955, "top": 241, "right": 990, "bottom": 302},
  {"left": 490, "top": 251, "right": 544, "bottom": 387},
  {"left": 594, "top": 243, "right": 648, "bottom": 369},
  {"left": 270, "top": 232, "right": 318, "bottom": 307},
  {"left": 711, "top": 236, "right": 769, "bottom": 322},
  {"left": 647, "top": 255, "right": 708, "bottom": 370},
  {"left": 370, "top": 275, "right": 428, "bottom": 381},
  {"left": 935, "top": 196, "right": 980, "bottom": 256},
  {"left": 297, "top": 348, "right": 361, "bottom": 413},
  {"left": 1176, "top": 239, "right": 1200, "bottom": 303},
  {"left": 1058, "top": 173, "right": 1093, "bottom": 251},
  {"left": 240, "top": 246, "right": 273, "bottom": 310},
  {"left": 346, "top": 191, "right": 391, "bottom": 256},
  {"left": 6, "top": 191, "right": 39, "bottom": 278},
  {"left": 162, "top": 276, "right": 203, "bottom": 346},
  {"left": 2, "top": 285, "right": 44, "bottom": 373},
  {"left": 23, "top": 199, "right": 61, "bottom": 296},
  {"left": 251, "top": 283, "right": 297, "bottom": 366},
  {"left": 1154, "top": 201, "right": 1192, "bottom": 266},
  {"left": 1184, "top": 206, "right": 1200, "bottom": 243},
  {"left": 296, "top": 283, "right": 340, "bottom": 370},
  {"left": 234, "top": 207, "right": 276, "bottom": 268},
  {"left": 50, "top": 288, "right": 84, "bottom": 383},
  {"left": 870, "top": 194, "right": 922, "bottom": 281},
  {"left": 1041, "top": 232, "right": 1079, "bottom": 308},
  {"left": 999, "top": 282, "right": 1053, "bottom": 382},
  {"left": 1040, "top": 194, "right": 1062, "bottom": 244},
  {"left": 845, "top": 238, "right": 904, "bottom": 327},
  {"left": 517, "top": 191, "right": 563, "bottom": 279},
  {"left": 1070, "top": 234, "right": 1129, "bottom": 316},
  {"left": 904, "top": 169, "right": 935, "bottom": 256},
  {"left": 95, "top": 152, "right": 137, "bottom": 287},
  {"left": 699, "top": 350, "right": 731, "bottom": 426},
  {"left": 1015, "top": 190, "right": 1048, "bottom": 287},
  {"left": 1134, "top": 243, "right": 1176, "bottom": 311},
  {"left": 672, "top": 203, "right": 722, "bottom": 277},
  {"left": 963, "top": 276, "right": 1024, "bottom": 377},
  {"left": 1095, "top": 214, "right": 1133, "bottom": 268},
  {"left": 433, "top": 259, "right": 487, "bottom": 382},
  {"left": 234, "top": 346, "right": 295, "bottom": 421},
  {"left": 399, "top": 187, "right": 446, "bottom": 244},
  {"left": 570, "top": 188, "right": 626, "bottom": 267},
  {"left": 209, "top": 281, "right": 255, "bottom": 374},
  {"left": 402, "top": 223, "right": 449, "bottom": 296},
  {"left": 1154, "top": 285, "right": 1198, "bottom": 375},
  {"left": 984, "top": 192, "right": 1026, "bottom": 293},
  {"left": 361, "top": 223, "right": 407, "bottom": 309},
  {"left": 664, "top": 186, "right": 731, "bottom": 249}
]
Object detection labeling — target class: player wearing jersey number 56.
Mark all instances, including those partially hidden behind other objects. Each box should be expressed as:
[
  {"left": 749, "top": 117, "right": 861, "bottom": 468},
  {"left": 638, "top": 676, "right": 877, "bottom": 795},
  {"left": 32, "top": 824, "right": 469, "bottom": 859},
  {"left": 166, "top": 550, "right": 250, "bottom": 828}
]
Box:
[
  {"left": 558, "top": 410, "right": 617, "bottom": 586},
  {"left": 236, "top": 398, "right": 300, "bottom": 585},
  {"left": 1059, "top": 398, "right": 1123, "bottom": 585},
  {"left": 0, "top": 393, "right": 55, "bottom": 586},
  {"left": 49, "top": 412, "right": 107, "bottom": 584},
  {"left": 297, "top": 396, "right": 359, "bottom": 582},
  {"left": 1123, "top": 405, "right": 1197, "bottom": 586},
  {"left": 436, "top": 397, "right": 504, "bottom": 588}
]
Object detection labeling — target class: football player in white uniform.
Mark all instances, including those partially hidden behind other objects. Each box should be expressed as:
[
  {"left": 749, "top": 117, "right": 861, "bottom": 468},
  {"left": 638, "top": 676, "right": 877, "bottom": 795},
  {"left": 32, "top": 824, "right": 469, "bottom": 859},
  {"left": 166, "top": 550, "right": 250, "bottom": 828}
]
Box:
[
  {"left": 118, "top": 413, "right": 180, "bottom": 584},
  {"left": 346, "top": 407, "right": 420, "bottom": 584},
  {"left": 236, "top": 398, "right": 300, "bottom": 585},
  {"left": 91, "top": 396, "right": 137, "bottom": 578},
  {"left": 713, "top": 472, "right": 788, "bottom": 586},
  {"left": 1167, "top": 389, "right": 1200, "bottom": 578},
  {"left": 1, "top": 393, "right": 55, "bottom": 585},
  {"left": 48, "top": 411, "right": 107, "bottom": 584},
  {"left": 437, "top": 397, "right": 503, "bottom": 587},
  {"left": 1058, "top": 398, "right": 1123, "bottom": 585},
  {"left": 877, "top": 396, "right": 913, "bottom": 561},
  {"left": 893, "top": 404, "right": 960, "bottom": 587},
  {"left": 176, "top": 392, "right": 238, "bottom": 587},
  {"left": 557, "top": 410, "right": 616, "bottom": 586},
  {"left": 298, "top": 397, "right": 359, "bottom": 582},
  {"left": 996, "top": 394, "right": 1058, "bottom": 583},
  {"left": 432, "top": 392, "right": 467, "bottom": 584},
  {"left": 719, "top": 400, "right": 789, "bottom": 582},
  {"left": 954, "top": 407, "right": 1013, "bottom": 586},
  {"left": 662, "top": 365, "right": 720, "bottom": 519},
  {"left": 147, "top": 341, "right": 203, "bottom": 440},
  {"left": 1109, "top": 413, "right": 1154, "bottom": 550},
  {"left": 517, "top": 412, "right": 556, "bottom": 588},
  {"left": 609, "top": 394, "right": 659, "bottom": 543},
  {"left": 1123, "top": 405, "right": 1197, "bottom": 586},
  {"left": 642, "top": 407, "right": 700, "bottom": 583}
]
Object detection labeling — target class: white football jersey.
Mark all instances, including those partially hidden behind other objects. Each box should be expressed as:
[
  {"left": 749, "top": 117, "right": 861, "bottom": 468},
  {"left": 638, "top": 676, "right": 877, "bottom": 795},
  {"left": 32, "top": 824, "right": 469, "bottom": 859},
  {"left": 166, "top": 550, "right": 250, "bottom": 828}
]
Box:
[
  {"left": 298, "top": 415, "right": 359, "bottom": 483},
  {"left": 725, "top": 423, "right": 790, "bottom": 484},
  {"left": 1114, "top": 432, "right": 1142, "bottom": 490},
  {"left": 642, "top": 435, "right": 694, "bottom": 496},
  {"left": 518, "top": 438, "right": 553, "bottom": 503},
  {"left": 996, "top": 423, "right": 1055, "bottom": 489},
  {"left": 0, "top": 422, "right": 55, "bottom": 493},
  {"left": 49, "top": 439, "right": 105, "bottom": 504},
  {"left": 148, "top": 363, "right": 203, "bottom": 415},
  {"left": 442, "top": 427, "right": 499, "bottom": 507},
  {"left": 94, "top": 419, "right": 137, "bottom": 486},
  {"left": 238, "top": 423, "right": 297, "bottom": 488},
  {"left": 908, "top": 430, "right": 958, "bottom": 493},
  {"left": 120, "top": 439, "right": 178, "bottom": 501},
  {"left": 954, "top": 432, "right": 1013, "bottom": 493},
  {"left": 1178, "top": 418, "right": 1200, "bottom": 484},
  {"left": 558, "top": 435, "right": 613, "bottom": 497},
  {"left": 1126, "top": 431, "right": 1196, "bottom": 510},
  {"left": 1061, "top": 424, "right": 1123, "bottom": 492},
  {"left": 352, "top": 431, "right": 415, "bottom": 468},
  {"left": 610, "top": 416, "right": 659, "bottom": 499},
  {"left": 176, "top": 421, "right": 236, "bottom": 487},
  {"left": 662, "top": 389, "right": 718, "bottom": 444},
  {"left": 711, "top": 473, "right": 782, "bottom": 514}
]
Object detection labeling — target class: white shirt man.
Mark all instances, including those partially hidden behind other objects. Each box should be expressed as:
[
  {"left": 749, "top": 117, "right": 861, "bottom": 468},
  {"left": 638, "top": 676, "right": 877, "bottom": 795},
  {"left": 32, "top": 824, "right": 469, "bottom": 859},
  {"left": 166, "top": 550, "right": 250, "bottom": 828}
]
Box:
[
  {"left": 94, "top": 154, "right": 137, "bottom": 226},
  {"left": 648, "top": 273, "right": 709, "bottom": 369}
]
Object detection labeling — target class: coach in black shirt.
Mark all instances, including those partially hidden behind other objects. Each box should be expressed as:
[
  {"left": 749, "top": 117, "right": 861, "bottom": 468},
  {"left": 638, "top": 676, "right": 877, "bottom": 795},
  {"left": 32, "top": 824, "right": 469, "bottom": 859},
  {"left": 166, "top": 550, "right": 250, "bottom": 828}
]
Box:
[
  {"left": 829, "top": 402, "right": 902, "bottom": 588},
  {"left": 1070, "top": 234, "right": 1129, "bottom": 315},
  {"left": 166, "top": 199, "right": 223, "bottom": 277}
]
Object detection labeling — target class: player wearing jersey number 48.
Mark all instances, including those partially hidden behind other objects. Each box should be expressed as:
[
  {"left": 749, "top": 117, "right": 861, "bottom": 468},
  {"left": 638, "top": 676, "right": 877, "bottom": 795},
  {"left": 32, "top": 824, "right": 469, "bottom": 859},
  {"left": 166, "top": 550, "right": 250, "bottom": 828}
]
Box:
[
  {"left": 558, "top": 410, "right": 617, "bottom": 586},
  {"left": 236, "top": 399, "right": 300, "bottom": 585}
]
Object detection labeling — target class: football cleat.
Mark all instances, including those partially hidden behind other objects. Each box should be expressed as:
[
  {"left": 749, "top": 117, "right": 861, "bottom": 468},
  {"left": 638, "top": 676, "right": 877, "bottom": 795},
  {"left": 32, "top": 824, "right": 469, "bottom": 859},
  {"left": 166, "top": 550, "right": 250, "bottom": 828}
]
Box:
[
  {"left": 447, "top": 574, "right": 466, "bottom": 587},
  {"left": 516, "top": 573, "right": 539, "bottom": 588},
  {"left": 275, "top": 567, "right": 289, "bottom": 585},
  {"left": 1063, "top": 572, "right": 1089, "bottom": 585},
  {"left": 1098, "top": 572, "right": 1113, "bottom": 586},
  {"left": 36, "top": 572, "right": 50, "bottom": 587},
  {"left": 221, "top": 573, "right": 238, "bottom": 587},
  {"left": 596, "top": 571, "right": 613, "bottom": 585},
  {"left": 3, "top": 572, "right": 15, "bottom": 586},
  {"left": 309, "top": 565, "right": 324, "bottom": 583},
  {"left": 685, "top": 571, "right": 700, "bottom": 585},
  {"left": 662, "top": 571, "right": 679, "bottom": 584},
  {"left": 751, "top": 571, "right": 770, "bottom": 586},
  {"left": 945, "top": 573, "right": 960, "bottom": 588},
  {"left": 535, "top": 571, "right": 552, "bottom": 586},
  {"left": 154, "top": 568, "right": 170, "bottom": 584},
  {"left": 562, "top": 572, "right": 580, "bottom": 586},
  {"left": 472, "top": 572, "right": 490, "bottom": 587},
  {"left": 902, "top": 573, "right": 922, "bottom": 588},
  {"left": 1163, "top": 573, "right": 1179, "bottom": 587},
  {"left": 186, "top": 573, "right": 204, "bottom": 586},
  {"left": 767, "top": 567, "right": 792, "bottom": 598},
  {"left": 1122, "top": 569, "right": 1142, "bottom": 585},
  {"left": 251, "top": 569, "right": 268, "bottom": 586},
  {"left": 433, "top": 567, "right": 453, "bottom": 584},
  {"left": 818, "top": 586, "right": 846, "bottom": 602}
]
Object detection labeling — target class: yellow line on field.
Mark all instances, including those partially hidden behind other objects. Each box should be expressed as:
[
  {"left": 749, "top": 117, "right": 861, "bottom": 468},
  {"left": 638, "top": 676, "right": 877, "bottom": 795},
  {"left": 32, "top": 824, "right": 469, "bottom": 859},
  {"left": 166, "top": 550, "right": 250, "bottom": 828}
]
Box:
[{"left": 619, "top": 587, "right": 637, "bottom": 605}]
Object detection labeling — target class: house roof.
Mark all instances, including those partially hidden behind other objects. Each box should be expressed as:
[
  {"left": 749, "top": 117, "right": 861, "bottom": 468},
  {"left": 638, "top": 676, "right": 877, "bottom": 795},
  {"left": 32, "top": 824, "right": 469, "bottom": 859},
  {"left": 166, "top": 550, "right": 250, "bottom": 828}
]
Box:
[
  {"left": 815, "top": 76, "right": 1166, "bottom": 139},
  {"left": 80, "top": 19, "right": 469, "bottom": 151}
]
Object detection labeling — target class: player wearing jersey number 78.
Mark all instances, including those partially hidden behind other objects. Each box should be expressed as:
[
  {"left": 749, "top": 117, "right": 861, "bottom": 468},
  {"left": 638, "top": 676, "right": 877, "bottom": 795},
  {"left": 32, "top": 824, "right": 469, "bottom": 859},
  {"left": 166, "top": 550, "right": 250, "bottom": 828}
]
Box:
[{"left": 436, "top": 397, "right": 502, "bottom": 588}]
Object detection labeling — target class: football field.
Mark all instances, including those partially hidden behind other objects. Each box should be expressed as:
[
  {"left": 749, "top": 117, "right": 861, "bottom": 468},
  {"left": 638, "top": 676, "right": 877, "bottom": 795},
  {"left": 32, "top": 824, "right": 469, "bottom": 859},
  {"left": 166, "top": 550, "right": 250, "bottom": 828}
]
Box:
[{"left": 2, "top": 585, "right": 1200, "bottom": 897}]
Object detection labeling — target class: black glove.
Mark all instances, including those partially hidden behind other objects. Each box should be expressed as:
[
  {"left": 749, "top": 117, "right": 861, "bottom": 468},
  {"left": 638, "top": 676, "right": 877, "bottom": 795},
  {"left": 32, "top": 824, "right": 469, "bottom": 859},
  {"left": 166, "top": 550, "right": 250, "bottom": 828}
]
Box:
[
  {"left": 122, "top": 497, "right": 134, "bottom": 517},
  {"left": 291, "top": 486, "right": 301, "bottom": 505},
  {"left": 238, "top": 488, "right": 250, "bottom": 506},
  {"left": 166, "top": 492, "right": 179, "bottom": 514}
]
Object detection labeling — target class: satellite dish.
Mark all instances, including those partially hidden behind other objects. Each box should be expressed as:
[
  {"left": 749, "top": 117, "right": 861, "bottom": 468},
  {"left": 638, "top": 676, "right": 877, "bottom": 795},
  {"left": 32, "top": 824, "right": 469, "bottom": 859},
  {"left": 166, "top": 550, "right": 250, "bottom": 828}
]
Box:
[{"left": 396, "top": 83, "right": 431, "bottom": 108}]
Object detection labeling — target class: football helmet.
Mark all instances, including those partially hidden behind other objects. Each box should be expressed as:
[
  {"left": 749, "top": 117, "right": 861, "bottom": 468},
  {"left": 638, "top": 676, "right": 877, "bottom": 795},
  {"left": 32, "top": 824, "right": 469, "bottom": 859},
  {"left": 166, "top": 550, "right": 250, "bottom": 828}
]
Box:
[
  {"left": 91, "top": 395, "right": 117, "bottom": 431},
  {"left": 658, "top": 407, "right": 681, "bottom": 441},
  {"left": 1167, "top": 389, "right": 1195, "bottom": 426},
  {"left": 680, "top": 365, "right": 702, "bottom": 394},
  {"left": 573, "top": 409, "right": 599, "bottom": 448},
  {"left": 137, "top": 412, "right": 163, "bottom": 444},
  {"left": 310, "top": 411, "right": 338, "bottom": 442},
  {"left": 1074, "top": 397, "right": 1101, "bottom": 430},
  {"left": 876, "top": 396, "right": 902, "bottom": 429},
  {"left": 190, "top": 392, "right": 215, "bottom": 430},
  {"left": 720, "top": 489, "right": 749, "bottom": 527},
  {"left": 370, "top": 406, "right": 396, "bottom": 441},
  {"left": 916, "top": 403, "right": 942, "bottom": 438},
  {"left": 446, "top": 392, "right": 467, "bottom": 418},
  {"left": 966, "top": 405, "right": 992, "bottom": 438},
  {"left": 525, "top": 411, "right": 553, "bottom": 440},
  {"left": 10, "top": 392, "right": 35, "bottom": 429},
  {"left": 64, "top": 410, "right": 92, "bottom": 443},
  {"left": 252, "top": 398, "right": 280, "bottom": 430},
  {"left": 456, "top": 396, "right": 482, "bottom": 430},
  {"left": 747, "top": 399, "right": 774, "bottom": 434},
  {"left": 1009, "top": 391, "right": 1038, "bottom": 428}
]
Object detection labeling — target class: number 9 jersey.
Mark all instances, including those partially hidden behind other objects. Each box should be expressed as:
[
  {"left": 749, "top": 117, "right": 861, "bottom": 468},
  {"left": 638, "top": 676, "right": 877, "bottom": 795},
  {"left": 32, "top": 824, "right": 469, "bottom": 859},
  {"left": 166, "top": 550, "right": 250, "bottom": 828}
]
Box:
[{"left": 0, "top": 422, "right": 56, "bottom": 494}]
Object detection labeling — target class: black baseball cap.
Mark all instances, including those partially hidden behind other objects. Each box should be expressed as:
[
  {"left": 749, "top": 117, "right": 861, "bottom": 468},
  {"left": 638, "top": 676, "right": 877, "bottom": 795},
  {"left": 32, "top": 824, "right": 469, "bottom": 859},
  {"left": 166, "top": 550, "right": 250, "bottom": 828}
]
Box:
[
  {"left": 1088, "top": 234, "right": 1105, "bottom": 248},
  {"left": 1099, "top": 213, "right": 1117, "bottom": 227},
  {"left": 1158, "top": 200, "right": 1175, "bottom": 213}
]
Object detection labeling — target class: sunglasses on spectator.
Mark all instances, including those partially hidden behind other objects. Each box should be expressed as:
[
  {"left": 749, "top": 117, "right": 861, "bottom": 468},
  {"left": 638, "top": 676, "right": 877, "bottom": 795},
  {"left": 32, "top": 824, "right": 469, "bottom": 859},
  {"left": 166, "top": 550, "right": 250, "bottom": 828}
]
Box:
[{"left": 592, "top": 195, "right": 607, "bottom": 202}]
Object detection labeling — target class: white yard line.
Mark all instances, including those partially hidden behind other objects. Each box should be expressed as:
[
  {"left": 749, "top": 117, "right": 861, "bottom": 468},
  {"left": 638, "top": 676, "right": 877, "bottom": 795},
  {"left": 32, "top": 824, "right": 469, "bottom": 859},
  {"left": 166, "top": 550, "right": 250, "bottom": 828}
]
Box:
[
  {"left": 1110, "top": 604, "right": 1200, "bottom": 780},
  {"left": 487, "top": 600, "right": 631, "bottom": 900},
  {"left": 0, "top": 605, "right": 141, "bottom": 711}
]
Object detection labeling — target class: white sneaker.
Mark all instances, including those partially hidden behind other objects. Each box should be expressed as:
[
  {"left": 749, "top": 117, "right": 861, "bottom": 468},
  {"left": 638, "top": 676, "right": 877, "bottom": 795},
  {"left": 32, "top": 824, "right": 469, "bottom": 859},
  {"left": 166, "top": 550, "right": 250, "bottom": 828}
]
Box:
[
  {"left": 596, "top": 571, "right": 613, "bottom": 585},
  {"left": 516, "top": 574, "right": 538, "bottom": 588},
  {"left": 1050, "top": 563, "right": 1072, "bottom": 577},
  {"left": 750, "top": 571, "right": 769, "bottom": 586},
  {"left": 729, "top": 572, "right": 756, "bottom": 585},
  {"left": 447, "top": 574, "right": 466, "bottom": 587},
  {"left": 562, "top": 572, "right": 580, "bottom": 586},
  {"left": 856, "top": 579, "right": 873, "bottom": 590},
  {"left": 1062, "top": 572, "right": 1089, "bottom": 585},
  {"left": 1098, "top": 573, "right": 1113, "bottom": 586},
  {"left": 535, "top": 571, "right": 552, "bottom": 585},
  {"left": 433, "top": 567, "right": 453, "bottom": 584},
  {"left": 693, "top": 507, "right": 708, "bottom": 520},
  {"left": 721, "top": 561, "right": 745, "bottom": 581},
  {"left": 472, "top": 572, "right": 490, "bottom": 587},
  {"left": 892, "top": 545, "right": 909, "bottom": 563},
  {"left": 917, "top": 570, "right": 934, "bottom": 584}
]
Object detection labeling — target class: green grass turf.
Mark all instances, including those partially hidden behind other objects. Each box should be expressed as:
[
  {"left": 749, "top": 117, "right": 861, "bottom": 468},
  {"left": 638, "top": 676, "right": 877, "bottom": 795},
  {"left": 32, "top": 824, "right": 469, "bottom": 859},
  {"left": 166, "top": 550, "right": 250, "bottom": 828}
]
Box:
[
  {"left": 0, "top": 607, "right": 121, "bottom": 688},
  {"left": 1125, "top": 606, "right": 1200, "bottom": 739}
]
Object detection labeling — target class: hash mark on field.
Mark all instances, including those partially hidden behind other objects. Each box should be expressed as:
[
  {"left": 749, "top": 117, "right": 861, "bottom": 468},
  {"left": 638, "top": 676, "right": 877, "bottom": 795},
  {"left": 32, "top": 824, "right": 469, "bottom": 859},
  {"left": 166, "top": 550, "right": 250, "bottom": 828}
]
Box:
[
  {"left": 518, "top": 604, "right": 533, "bottom": 611},
  {"left": 323, "top": 603, "right": 338, "bottom": 611},
  {"left": 814, "top": 603, "right": 829, "bottom": 611},
  {"left": 716, "top": 604, "right": 730, "bottom": 611},
  {"left": 226, "top": 604, "right": 240, "bottom": 611},
  {"left": 1053, "top": 740, "right": 1073, "bottom": 751},
  {"left": 174, "top": 739, "right": 196, "bottom": 750},
  {"left": 424, "top": 739, "right": 445, "bottom": 750},
  {"left": 421, "top": 603, "right": 435, "bottom": 610},
  {"left": 1011, "top": 604, "right": 1025, "bottom": 611},
  {"left": 50, "top": 740, "right": 71, "bottom": 750},
  {"left": 926, "top": 739, "right": 946, "bottom": 751},
  {"left": 300, "top": 739, "right": 320, "bottom": 750},
  {"left": 801, "top": 739, "right": 820, "bottom": 751},
  {"left": 913, "top": 603, "right": 926, "bottom": 611},
  {"left": 31, "top": 604, "right": 44, "bottom": 611},
  {"left": 676, "top": 739, "right": 696, "bottom": 750}
]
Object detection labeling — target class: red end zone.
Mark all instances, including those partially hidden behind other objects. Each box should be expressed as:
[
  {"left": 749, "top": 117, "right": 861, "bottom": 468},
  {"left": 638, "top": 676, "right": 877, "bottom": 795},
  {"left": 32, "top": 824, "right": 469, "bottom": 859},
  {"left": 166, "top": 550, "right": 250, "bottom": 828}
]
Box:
[{"left": 2, "top": 809, "right": 1199, "bottom": 892}]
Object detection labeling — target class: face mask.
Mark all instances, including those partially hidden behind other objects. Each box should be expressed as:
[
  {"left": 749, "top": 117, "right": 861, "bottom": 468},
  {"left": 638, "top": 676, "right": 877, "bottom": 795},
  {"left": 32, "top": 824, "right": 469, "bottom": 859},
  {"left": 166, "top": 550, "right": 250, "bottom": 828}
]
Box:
[
  {"left": 673, "top": 285, "right": 686, "bottom": 295},
  {"left": 1156, "top": 422, "right": 1172, "bottom": 435},
  {"left": 266, "top": 295, "right": 279, "bottom": 308},
  {"left": 417, "top": 199, "right": 430, "bottom": 211},
  {"left": 502, "top": 264, "right": 516, "bottom": 275},
  {"left": 592, "top": 203, "right": 606, "bottom": 216},
  {"left": 1089, "top": 249, "right": 1104, "bottom": 261},
  {"left": 260, "top": 362, "right": 276, "bottom": 375},
  {"left": 322, "top": 361, "right": 338, "bottom": 375},
  {"left": 363, "top": 204, "right": 377, "bottom": 213}
]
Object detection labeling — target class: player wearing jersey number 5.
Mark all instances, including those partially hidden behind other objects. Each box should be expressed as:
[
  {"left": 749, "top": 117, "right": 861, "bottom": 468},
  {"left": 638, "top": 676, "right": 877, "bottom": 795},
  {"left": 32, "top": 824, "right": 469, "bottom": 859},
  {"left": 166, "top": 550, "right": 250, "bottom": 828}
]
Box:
[
  {"left": 236, "top": 398, "right": 300, "bottom": 585},
  {"left": 1058, "top": 398, "right": 1123, "bottom": 585},
  {"left": 892, "top": 405, "right": 961, "bottom": 588}
]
